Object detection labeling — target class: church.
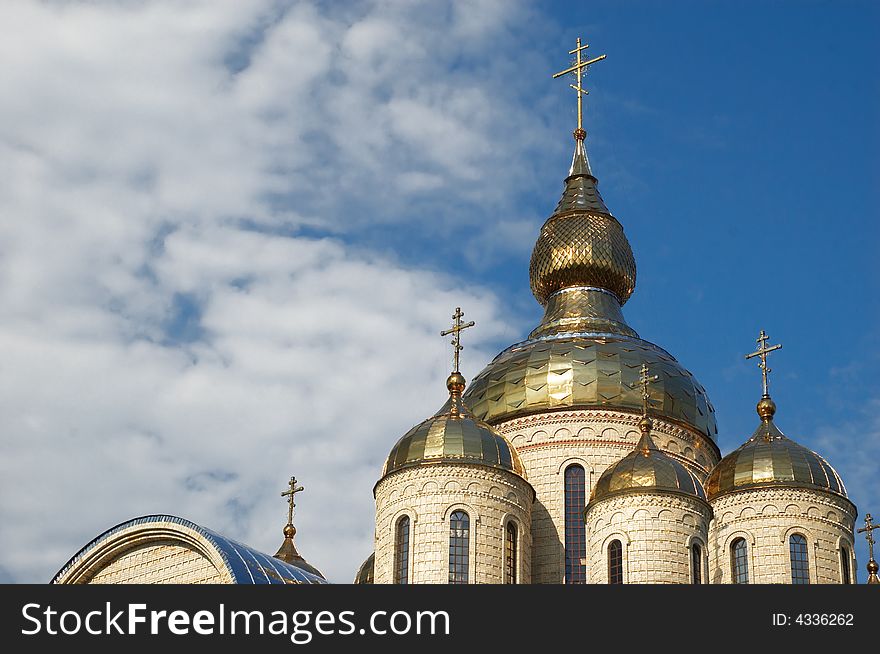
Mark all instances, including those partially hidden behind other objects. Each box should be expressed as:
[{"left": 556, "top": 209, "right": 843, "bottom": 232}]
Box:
[{"left": 52, "top": 39, "right": 878, "bottom": 586}]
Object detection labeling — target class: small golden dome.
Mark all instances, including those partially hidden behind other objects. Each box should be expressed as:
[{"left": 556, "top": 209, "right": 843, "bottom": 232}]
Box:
[
  {"left": 381, "top": 375, "right": 527, "bottom": 480},
  {"left": 463, "top": 336, "right": 717, "bottom": 441},
  {"left": 354, "top": 553, "right": 374, "bottom": 584},
  {"left": 705, "top": 401, "right": 847, "bottom": 500},
  {"left": 590, "top": 427, "right": 707, "bottom": 504},
  {"left": 529, "top": 139, "right": 636, "bottom": 306}
]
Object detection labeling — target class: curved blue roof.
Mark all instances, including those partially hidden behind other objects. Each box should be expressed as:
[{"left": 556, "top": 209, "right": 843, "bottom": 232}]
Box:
[{"left": 52, "top": 514, "right": 328, "bottom": 584}]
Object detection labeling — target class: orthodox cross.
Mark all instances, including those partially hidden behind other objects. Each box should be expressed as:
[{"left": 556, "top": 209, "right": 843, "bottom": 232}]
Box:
[
  {"left": 440, "top": 307, "right": 475, "bottom": 373},
  {"left": 552, "top": 37, "right": 607, "bottom": 135},
  {"left": 745, "top": 330, "right": 782, "bottom": 397},
  {"left": 631, "top": 363, "right": 659, "bottom": 416},
  {"left": 281, "top": 476, "right": 304, "bottom": 527},
  {"left": 858, "top": 513, "right": 878, "bottom": 563}
]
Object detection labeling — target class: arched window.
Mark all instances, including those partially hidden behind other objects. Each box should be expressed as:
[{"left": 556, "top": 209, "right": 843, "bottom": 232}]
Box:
[
  {"left": 691, "top": 543, "right": 703, "bottom": 584},
  {"left": 841, "top": 545, "right": 852, "bottom": 585},
  {"left": 393, "top": 515, "right": 410, "bottom": 584},
  {"left": 731, "top": 538, "right": 749, "bottom": 584},
  {"left": 564, "top": 464, "right": 587, "bottom": 584},
  {"left": 608, "top": 540, "right": 623, "bottom": 584},
  {"left": 505, "top": 521, "right": 518, "bottom": 584},
  {"left": 448, "top": 510, "right": 470, "bottom": 584},
  {"left": 789, "top": 534, "right": 810, "bottom": 584}
]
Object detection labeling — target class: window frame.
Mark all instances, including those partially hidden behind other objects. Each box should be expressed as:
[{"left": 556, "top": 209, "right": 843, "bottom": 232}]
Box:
[
  {"left": 504, "top": 520, "right": 518, "bottom": 584},
  {"left": 789, "top": 533, "right": 810, "bottom": 585},
  {"left": 607, "top": 539, "right": 623, "bottom": 584},
  {"left": 448, "top": 510, "right": 470, "bottom": 585},
  {"left": 730, "top": 537, "right": 749, "bottom": 584},
  {"left": 393, "top": 514, "right": 410, "bottom": 585},
  {"left": 564, "top": 464, "right": 587, "bottom": 584}
]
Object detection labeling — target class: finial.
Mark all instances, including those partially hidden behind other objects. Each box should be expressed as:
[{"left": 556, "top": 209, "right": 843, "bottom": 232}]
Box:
[
  {"left": 745, "top": 330, "right": 782, "bottom": 420},
  {"left": 275, "top": 476, "right": 306, "bottom": 565},
  {"left": 630, "top": 364, "right": 659, "bottom": 454},
  {"left": 858, "top": 513, "right": 880, "bottom": 584},
  {"left": 440, "top": 307, "right": 475, "bottom": 374},
  {"left": 552, "top": 37, "right": 606, "bottom": 138},
  {"left": 281, "top": 476, "right": 304, "bottom": 535}
]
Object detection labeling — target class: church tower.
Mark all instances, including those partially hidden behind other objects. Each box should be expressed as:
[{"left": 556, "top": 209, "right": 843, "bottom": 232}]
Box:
[
  {"left": 461, "top": 38, "right": 720, "bottom": 583},
  {"left": 705, "top": 332, "right": 857, "bottom": 584},
  {"left": 372, "top": 309, "right": 534, "bottom": 584}
]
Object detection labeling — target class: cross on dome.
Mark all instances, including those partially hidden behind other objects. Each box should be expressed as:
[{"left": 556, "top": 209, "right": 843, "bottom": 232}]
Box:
[
  {"left": 552, "top": 36, "right": 607, "bottom": 139},
  {"left": 440, "top": 307, "right": 475, "bottom": 373},
  {"left": 745, "top": 330, "right": 782, "bottom": 398}
]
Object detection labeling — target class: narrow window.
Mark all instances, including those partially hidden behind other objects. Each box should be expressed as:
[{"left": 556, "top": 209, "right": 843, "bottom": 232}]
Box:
[
  {"left": 505, "top": 521, "right": 518, "bottom": 584},
  {"left": 731, "top": 538, "right": 749, "bottom": 584},
  {"left": 841, "top": 545, "right": 851, "bottom": 585},
  {"left": 789, "top": 534, "right": 810, "bottom": 585},
  {"left": 691, "top": 543, "right": 703, "bottom": 584},
  {"left": 608, "top": 539, "right": 623, "bottom": 584},
  {"left": 448, "top": 510, "right": 470, "bottom": 584},
  {"left": 393, "top": 515, "right": 410, "bottom": 584},
  {"left": 564, "top": 464, "right": 587, "bottom": 584}
]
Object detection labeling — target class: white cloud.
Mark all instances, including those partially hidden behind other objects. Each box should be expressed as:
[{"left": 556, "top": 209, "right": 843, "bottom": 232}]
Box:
[{"left": 0, "top": 0, "right": 545, "bottom": 582}]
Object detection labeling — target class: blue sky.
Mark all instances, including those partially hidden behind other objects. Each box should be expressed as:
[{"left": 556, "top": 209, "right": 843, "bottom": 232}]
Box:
[{"left": 0, "top": 0, "right": 876, "bottom": 583}]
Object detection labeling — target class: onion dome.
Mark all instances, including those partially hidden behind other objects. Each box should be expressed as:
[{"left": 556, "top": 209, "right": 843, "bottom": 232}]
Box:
[
  {"left": 706, "top": 396, "right": 847, "bottom": 501},
  {"left": 380, "top": 372, "right": 527, "bottom": 481},
  {"left": 354, "top": 553, "right": 374, "bottom": 584},
  {"left": 530, "top": 137, "right": 636, "bottom": 307},
  {"left": 273, "top": 477, "right": 325, "bottom": 579},
  {"left": 589, "top": 415, "right": 706, "bottom": 505},
  {"left": 463, "top": 132, "right": 716, "bottom": 443}
]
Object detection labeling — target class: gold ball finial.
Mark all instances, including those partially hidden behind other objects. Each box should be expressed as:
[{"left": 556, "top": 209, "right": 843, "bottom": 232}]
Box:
[
  {"left": 638, "top": 415, "right": 653, "bottom": 434},
  {"left": 283, "top": 523, "right": 296, "bottom": 539},
  {"left": 447, "top": 372, "right": 466, "bottom": 394},
  {"left": 573, "top": 127, "right": 586, "bottom": 141},
  {"left": 756, "top": 396, "right": 777, "bottom": 422}
]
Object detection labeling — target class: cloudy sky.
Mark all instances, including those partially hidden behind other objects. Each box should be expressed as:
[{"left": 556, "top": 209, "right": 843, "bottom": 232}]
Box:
[{"left": 1, "top": 0, "right": 877, "bottom": 583}]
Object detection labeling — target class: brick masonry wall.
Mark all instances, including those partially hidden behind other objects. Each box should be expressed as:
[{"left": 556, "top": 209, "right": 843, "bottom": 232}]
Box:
[
  {"left": 708, "top": 487, "right": 857, "bottom": 584},
  {"left": 585, "top": 491, "right": 712, "bottom": 584},
  {"left": 492, "top": 409, "right": 719, "bottom": 583},
  {"left": 374, "top": 464, "right": 532, "bottom": 584}
]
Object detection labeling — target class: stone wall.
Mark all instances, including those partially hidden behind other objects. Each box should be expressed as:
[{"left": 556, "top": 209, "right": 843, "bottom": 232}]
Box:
[
  {"left": 585, "top": 491, "right": 712, "bottom": 584},
  {"left": 493, "top": 409, "right": 719, "bottom": 583},
  {"left": 708, "top": 487, "right": 857, "bottom": 584},
  {"left": 373, "top": 463, "right": 532, "bottom": 584}
]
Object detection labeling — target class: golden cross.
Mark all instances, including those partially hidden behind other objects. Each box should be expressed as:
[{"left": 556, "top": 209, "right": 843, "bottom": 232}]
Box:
[
  {"left": 281, "top": 476, "right": 304, "bottom": 527},
  {"left": 552, "top": 37, "right": 607, "bottom": 136},
  {"left": 440, "top": 307, "right": 475, "bottom": 373},
  {"left": 630, "top": 363, "right": 659, "bottom": 416},
  {"left": 858, "top": 513, "right": 878, "bottom": 562},
  {"left": 745, "top": 330, "right": 782, "bottom": 397}
]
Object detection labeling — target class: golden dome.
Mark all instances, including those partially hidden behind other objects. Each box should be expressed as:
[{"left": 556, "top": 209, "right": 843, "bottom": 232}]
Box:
[
  {"left": 463, "top": 335, "right": 717, "bottom": 441},
  {"left": 354, "top": 553, "right": 374, "bottom": 584},
  {"left": 381, "top": 374, "right": 527, "bottom": 480},
  {"left": 529, "top": 139, "right": 636, "bottom": 306},
  {"left": 705, "top": 398, "right": 847, "bottom": 500},
  {"left": 589, "top": 418, "right": 707, "bottom": 504}
]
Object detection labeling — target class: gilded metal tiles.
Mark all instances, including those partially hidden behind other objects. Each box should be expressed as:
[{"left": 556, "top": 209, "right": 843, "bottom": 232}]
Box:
[
  {"left": 382, "top": 396, "right": 527, "bottom": 480},
  {"left": 464, "top": 335, "right": 718, "bottom": 440},
  {"left": 705, "top": 420, "right": 847, "bottom": 500},
  {"left": 354, "top": 553, "right": 374, "bottom": 584},
  {"left": 590, "top": 434, "right": 707, "bottom": 503},
  {"left": 530, "top": 209, "right": 637, "bottom": 306}
]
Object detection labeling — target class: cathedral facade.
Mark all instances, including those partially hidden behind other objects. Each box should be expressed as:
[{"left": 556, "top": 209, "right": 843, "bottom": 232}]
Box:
[
  {"left": 54, "top": 40, "right": 873, "bottom": 586},
  {"left": 359, "top": 41, "right": 861, "bottom": 585}
]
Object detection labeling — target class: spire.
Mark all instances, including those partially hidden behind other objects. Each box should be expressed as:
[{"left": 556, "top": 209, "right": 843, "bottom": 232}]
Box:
[
  {"left": 745, "top": 330, "right": 782, "bottom": 425},
  {"left": 529, "top": 37, "right": 636, "bottom": 324},
  {"left": 440, "top": 307, "right": 475, "bottom": 417},
  {"left": 858, "top": 513, "right": 880, "bottom": 585},
  {"left": 274, "top": 476, "right": 306, "bottom": 565}
]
